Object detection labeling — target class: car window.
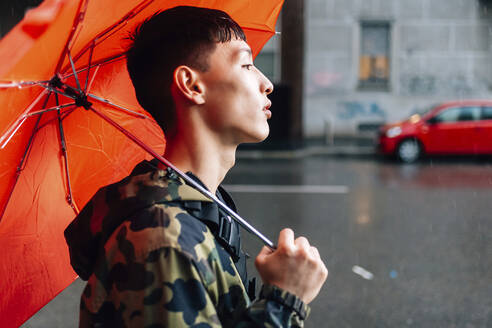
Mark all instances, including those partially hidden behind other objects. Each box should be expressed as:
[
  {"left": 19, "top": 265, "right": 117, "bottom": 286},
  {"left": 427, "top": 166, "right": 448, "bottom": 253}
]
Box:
[
  {"left": 481, "top": 107, "right": 492, "bottom": 120},
  {"left": 434, "top": 106, "right": 480, "bottom": 123}
]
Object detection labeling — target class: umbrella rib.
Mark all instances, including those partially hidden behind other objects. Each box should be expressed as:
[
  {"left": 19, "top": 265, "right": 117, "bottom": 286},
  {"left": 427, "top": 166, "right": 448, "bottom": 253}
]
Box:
[
  {"left": 0, "top": 117, "right": 27, "bottom": 149},
  {"left": 66, "top": 0, "right": 91, "bottom": 53},
  {"left": 58, "top": 107, "right": 77, "bottom": 123},
  {"left": 71, "top": 0, "right": 154, "bottom": 65},
  {"left": 85, "top": 65, "right": 100, "bottom": 93},
  {"left": 35, "top": 82, "right": 77, "bottom": 101},
  {"left": 26, "top": 103, "right": 76, "bottom": 118},
  {"left": 55, "top": 94, "right": 77, "bottom": 213},
  {"left": 87, "top": 93, "right": 148, "bottom": 119},
  {"left": 0, "top": 89, "right": 49, "bottom": 149},
  {"left": 87, "top": 23, "right": 127, "bottom": 57},
  {"left": 89, "top": 106, "right": 276, "bottom": 250},
  {"left": 67, "top": 50, "right": 83, "bottom": 92},
  {"left": 84, "top": 41, "right": 95, "bottom": 93},
  {"left": 0, "top": 80, "right": 51, "bottom": 89},
  {"left": 63, "top": 53, "right": 125, "bottom": 80},
  {"left": 0, "top": 92, "right": 52, "bottom": 222},
  {"left": 34, "top": 107, "right": 77, "bottom": 133},
  {"left": 54, "top": 0, "right": 89, "bottom": 74}
]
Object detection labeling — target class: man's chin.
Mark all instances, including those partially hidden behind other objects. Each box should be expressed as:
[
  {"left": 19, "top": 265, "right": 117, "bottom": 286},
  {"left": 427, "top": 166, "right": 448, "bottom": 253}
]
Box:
[{"left": 239, "top": 129, "right": 270, "bottom": 144}]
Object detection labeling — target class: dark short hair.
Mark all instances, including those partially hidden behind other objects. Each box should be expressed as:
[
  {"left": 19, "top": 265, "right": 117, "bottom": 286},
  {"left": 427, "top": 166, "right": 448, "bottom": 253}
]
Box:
[{"left": 126, "top": 6, "right": 246, "bottom": 134}]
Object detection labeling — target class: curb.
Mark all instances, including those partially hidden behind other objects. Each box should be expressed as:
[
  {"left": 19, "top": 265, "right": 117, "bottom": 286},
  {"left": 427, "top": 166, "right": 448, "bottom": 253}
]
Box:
[{"left": 236, "top": 146, "right": 377, "bottom": 159}]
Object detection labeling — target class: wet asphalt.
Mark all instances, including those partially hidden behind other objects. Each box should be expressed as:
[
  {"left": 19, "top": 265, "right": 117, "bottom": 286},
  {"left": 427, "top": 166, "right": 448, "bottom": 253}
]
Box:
[{"left": 22, "top": 156, "right": 492, "bottom": 328}]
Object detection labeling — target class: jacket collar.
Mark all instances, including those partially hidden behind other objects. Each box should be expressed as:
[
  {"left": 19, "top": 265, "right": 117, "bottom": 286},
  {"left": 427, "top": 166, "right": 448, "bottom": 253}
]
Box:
[{"left": 128, "top": 159, "right": 214, "bottom": 204}]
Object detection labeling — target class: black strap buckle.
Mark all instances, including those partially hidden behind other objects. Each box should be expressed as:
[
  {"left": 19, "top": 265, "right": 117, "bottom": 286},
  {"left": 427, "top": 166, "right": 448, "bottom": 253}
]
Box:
[{"left": 218, "top": 215, "right": 240, "bottom": 262}]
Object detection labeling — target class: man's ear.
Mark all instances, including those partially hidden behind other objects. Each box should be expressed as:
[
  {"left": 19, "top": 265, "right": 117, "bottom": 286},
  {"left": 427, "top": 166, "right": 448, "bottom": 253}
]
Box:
[{"left": 173, "top": 65, "right": 205, "bottom": 105}]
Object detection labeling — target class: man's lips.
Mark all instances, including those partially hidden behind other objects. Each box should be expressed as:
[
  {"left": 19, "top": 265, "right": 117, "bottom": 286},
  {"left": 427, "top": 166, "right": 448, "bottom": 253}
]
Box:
[{"left": 263, "top": 101, "right": 272, "bottom": 118}]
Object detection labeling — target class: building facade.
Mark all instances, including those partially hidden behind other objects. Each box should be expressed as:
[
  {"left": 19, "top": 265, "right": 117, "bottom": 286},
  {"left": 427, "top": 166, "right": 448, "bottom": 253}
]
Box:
[{"left": 303, "top": 0, "right": 492, "bottom": 138}]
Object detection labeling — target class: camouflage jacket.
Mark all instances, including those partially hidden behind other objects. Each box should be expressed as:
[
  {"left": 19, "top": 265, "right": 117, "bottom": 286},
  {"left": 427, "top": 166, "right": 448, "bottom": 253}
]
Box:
[{"left": 64, "top": 163, "right": 310, "bottom": 327}]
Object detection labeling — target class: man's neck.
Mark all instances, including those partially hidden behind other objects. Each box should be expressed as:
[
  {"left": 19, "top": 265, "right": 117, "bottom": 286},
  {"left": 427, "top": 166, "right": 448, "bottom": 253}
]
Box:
[{"left": 163, "top": 129, "right": 236, "bottom": 194}]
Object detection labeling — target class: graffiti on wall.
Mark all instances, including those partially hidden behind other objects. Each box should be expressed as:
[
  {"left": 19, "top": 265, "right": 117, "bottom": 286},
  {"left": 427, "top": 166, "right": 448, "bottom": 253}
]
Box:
[
  {"left": 400, "top": 74, "right": 474, "bottom": 96},
  {"left": 336, "top": 101, "right": 387, "bottom": 120}
]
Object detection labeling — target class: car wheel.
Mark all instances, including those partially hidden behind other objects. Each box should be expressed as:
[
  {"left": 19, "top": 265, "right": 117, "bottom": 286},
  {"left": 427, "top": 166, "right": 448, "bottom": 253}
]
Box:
[{"left": 396, "top": 139, "right": 421, "bottom": 163}]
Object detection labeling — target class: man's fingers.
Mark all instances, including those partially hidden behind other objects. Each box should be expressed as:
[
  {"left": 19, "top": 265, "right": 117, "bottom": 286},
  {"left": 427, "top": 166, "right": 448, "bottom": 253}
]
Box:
[
  {"left": 259, "top": 246, "right": 273, "bottom": 255},
  {"left": 258, "top": 245, "right": 273, "bottom": 257},
  {"left": 310, "top": 246, "right": 321, "bottom": 259},
  {"left": 256, "top": 229, "right": 328, "bottom": 303},
  {"left": 255, "top": 246, "right": 273, "bottom": 268},
  {"left": 295, "top": 236, "right": 310, "bottom": 250},
  {"left": 278, "top": 228, "right": 294, "bottom": 248}
]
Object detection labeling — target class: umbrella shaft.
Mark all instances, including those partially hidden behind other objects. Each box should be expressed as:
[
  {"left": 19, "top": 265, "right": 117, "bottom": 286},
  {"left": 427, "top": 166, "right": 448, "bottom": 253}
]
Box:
[{"left": 90, "top": 107, "right": 276, "bottom": 250}]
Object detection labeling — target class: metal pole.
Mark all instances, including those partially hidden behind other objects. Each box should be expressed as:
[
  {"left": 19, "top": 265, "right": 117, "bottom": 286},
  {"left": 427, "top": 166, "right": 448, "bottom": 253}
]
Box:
[{"left": 90, "top": 106, "right": 276, "bottom": 250}]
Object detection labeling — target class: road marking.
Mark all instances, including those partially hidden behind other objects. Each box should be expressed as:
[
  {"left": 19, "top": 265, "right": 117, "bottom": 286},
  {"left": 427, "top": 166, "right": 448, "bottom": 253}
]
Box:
[
  {"left": 352, "top": 265, "right": 374, "bottom": 280},
  {"left": 223, "top": 184, "right": 349, "bottom": 194}
]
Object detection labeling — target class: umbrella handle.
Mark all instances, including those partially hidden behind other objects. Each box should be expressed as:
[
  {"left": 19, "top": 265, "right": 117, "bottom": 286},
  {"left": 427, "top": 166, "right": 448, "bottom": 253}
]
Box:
[{"left": 90, "top": 106, "right": 276, "bottom": 250}]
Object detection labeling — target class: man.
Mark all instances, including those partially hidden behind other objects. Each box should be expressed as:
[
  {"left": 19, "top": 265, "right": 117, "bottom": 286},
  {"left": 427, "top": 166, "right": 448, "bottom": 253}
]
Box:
[{"left": 65, "top": 6, "right": 327, "bottom": 327}]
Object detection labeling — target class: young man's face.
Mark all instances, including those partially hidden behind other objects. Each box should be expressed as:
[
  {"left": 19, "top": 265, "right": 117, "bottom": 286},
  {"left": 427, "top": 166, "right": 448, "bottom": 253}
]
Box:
[{"left": 198, "top": 39, "right": 274, "bottom": 144}]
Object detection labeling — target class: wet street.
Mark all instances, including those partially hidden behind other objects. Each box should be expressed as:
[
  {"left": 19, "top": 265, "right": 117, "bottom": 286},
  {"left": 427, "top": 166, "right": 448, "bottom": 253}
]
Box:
[
  {"left": 23, "top": 156, "right": 492, "bottom": 327},
  {"left": 225, "top": 156, "right": 492, "bottom": 328}
]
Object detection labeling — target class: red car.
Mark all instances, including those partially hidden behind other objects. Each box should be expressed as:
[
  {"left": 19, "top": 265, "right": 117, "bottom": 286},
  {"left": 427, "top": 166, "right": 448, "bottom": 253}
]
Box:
[{"left": 379, "top": 100, "right": 492, "bottom": 162}]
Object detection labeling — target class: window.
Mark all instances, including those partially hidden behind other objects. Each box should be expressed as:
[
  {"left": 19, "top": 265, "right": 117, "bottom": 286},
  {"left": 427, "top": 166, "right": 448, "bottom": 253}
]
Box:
[
  {"left": 434, "top": 107, "right": 480, "bottom": 123},
  {"left": 481, "top": 107, "right": 492, "bottom": 120},
  {"left": 358, "top": 22, "right": 390, "bottom": 90}
]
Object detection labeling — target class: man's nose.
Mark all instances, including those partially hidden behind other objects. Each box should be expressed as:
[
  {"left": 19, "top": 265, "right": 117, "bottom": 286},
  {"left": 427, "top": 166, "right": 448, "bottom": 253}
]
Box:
[
  {"left": 260, "top": 72, "right": 274, "bottom": 95},
  {"left": 264, "top": 78, "right": 274, "bottom": 95}
]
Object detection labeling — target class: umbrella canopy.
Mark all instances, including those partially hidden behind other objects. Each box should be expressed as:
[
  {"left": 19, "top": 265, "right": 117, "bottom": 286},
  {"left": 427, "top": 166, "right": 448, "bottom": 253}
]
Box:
[{"left": 0, "top": 0, "right": 283, "bottom": 326}]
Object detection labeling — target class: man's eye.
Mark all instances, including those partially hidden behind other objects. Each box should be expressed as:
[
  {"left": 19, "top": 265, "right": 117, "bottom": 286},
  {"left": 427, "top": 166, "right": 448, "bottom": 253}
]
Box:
[{"left": 243, "top": 64, "right": 253, "bottom": 70}]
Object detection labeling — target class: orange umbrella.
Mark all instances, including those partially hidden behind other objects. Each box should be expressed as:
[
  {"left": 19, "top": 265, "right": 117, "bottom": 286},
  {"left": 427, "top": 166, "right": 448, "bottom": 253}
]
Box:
[{"left": 0, "top": 0, "right": 283, "bottom": 326}]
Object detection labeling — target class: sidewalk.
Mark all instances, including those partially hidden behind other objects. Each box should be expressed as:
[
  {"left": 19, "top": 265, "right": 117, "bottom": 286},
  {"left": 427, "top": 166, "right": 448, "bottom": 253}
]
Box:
[{"left": 236, "top": 137, "right": 378, "bottom": 159}]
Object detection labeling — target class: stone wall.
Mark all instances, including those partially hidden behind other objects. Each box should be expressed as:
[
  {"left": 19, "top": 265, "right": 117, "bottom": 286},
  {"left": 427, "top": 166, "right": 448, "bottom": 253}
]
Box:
[{"left": 304, "top": 0, "right": 492, "bottom": 137}]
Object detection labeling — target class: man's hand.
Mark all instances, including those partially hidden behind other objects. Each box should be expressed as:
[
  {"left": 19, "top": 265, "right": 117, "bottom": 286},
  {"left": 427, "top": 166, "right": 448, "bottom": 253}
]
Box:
[{"left": 255, "top": 228, "right": 328, "bottom": 304}]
